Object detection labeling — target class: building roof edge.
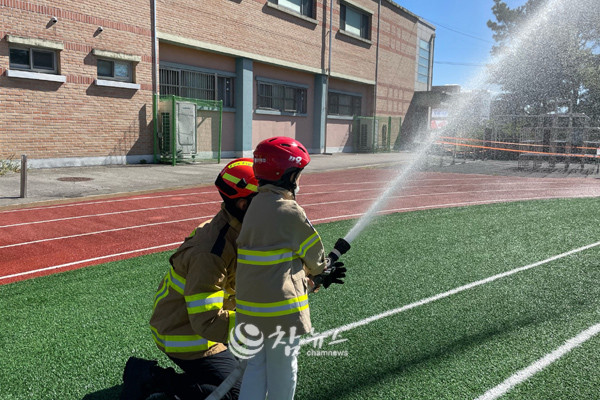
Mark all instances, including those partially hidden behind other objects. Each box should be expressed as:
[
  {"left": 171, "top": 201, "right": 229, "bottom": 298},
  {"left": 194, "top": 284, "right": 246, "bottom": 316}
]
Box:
[{"left": 381, "top": 0, "right": 436, "bottom": 30}]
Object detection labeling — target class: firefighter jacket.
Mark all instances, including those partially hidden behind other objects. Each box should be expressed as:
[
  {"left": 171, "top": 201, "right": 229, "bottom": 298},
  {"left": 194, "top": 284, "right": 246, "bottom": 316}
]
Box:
[
  {"left": 149, "top": 204, "right": 239, "bottom": 360},
  {"left": 235, "top": 184, "right": 326, "bottom": 337}
]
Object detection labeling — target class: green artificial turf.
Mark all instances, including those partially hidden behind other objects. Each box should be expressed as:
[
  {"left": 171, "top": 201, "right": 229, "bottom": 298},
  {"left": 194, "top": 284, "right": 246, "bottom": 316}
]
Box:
[{"left": 1, "top": 197, "right": 600, "bottom": 399}]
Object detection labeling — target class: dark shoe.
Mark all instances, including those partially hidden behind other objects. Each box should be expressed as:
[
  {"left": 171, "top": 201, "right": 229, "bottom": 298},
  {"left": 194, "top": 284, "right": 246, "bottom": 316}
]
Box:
[{"left": 120, "top": 357, "right": 158, "bottom": 400}]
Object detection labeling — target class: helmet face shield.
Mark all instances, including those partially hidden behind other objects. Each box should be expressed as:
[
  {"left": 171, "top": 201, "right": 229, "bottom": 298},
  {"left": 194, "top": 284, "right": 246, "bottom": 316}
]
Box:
[
  {"left": 215, "top": 158, "right": 259, "bottom": 199},
  {"left": 253, "top": 136, "right": 310, "bottom": 181}
]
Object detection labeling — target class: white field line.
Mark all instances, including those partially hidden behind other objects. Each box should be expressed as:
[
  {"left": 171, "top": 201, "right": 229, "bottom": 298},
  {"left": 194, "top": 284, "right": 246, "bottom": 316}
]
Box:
[
  {"left": 0, "top": 200, "right": 221, "bottom": 229},
  {"left": 0, "top": 191, "right": 214, "bottom": 214},
  {"left": 310, "top": 194, "right": 598, "bottom": 223},
  {"left": 0, "top": 242, "right": 182, "bottom": 282},
  {"left": 0, "top": 216, "right": 213, "bottom": 249},
  {"left": 300, "top": 240, "right": 600, "bottom": 347},
  {"left": 475, "top": 322, "right": 600, "bottom": 400}
]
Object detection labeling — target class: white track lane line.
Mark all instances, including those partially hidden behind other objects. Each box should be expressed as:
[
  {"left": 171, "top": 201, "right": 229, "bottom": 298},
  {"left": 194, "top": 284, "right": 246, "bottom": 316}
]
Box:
[
  {"left": 0, "top": 185, "right": 558, "bottom": 229},
  {"left": 0, "top": 242, "right": 182, "bottom": 282},
  {"left": 1, "top": 174, "right": 582, "bottom": 215},
  {"left": 475, "top": 322, "right": 600, "bottom": 400},
  {"left": 0, "top": 216, "right": 212, "bottom": 249},
  {"left": 3, "top": 188, "right": 591, "bottom": 248},
  {"left": 0, "top": 191, "right": 214, "bottom": 214},
  {"left": 300, "top": 240, "right": 600, "bottom": 346},
  {"left": 0, "top": 200, "right": 221, "bottom": 229},
  {"left": 302, "top": 182, "right": 599, "bottom": 197},
  {"left": 302, "top": 186, "right": 590, "bottom": 206},
  {"left": 310, "top": 194, "right": 598, "bottom": 223}
]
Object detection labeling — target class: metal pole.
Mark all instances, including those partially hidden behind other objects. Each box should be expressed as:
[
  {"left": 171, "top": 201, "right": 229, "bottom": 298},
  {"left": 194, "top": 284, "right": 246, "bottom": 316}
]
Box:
[{"left": 20, "top": 154, "right": 27, "bottom": 198}]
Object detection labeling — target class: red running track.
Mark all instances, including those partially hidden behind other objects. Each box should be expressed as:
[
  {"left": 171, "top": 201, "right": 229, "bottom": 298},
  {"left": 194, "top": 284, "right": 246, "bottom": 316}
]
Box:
[{"left": 2, "top": 169, "right": 600, "bottom": 285}]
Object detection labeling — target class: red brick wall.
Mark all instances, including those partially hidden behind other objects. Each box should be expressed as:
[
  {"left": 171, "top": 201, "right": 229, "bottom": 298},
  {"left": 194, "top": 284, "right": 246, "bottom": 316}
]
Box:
[
  {"left": 0, "top": 0, "right": 423, "bottom": 163},
  {"left": 0, "top": 0, "right": 153, "bottom": 162}
]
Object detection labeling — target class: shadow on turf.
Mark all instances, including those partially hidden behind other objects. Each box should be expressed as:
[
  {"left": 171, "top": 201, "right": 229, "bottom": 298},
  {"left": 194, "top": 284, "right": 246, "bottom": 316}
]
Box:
[
  {"left": 81, "top": 385, "right": 121, "bottom": 399},
  {"left": 301, "top": 308, "right": 577, "bottom": 400}
]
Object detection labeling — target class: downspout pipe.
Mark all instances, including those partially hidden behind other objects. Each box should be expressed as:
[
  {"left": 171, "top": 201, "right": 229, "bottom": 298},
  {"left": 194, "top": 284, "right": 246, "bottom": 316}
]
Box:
[
  {"left": 427, "top": 33, "right": 436, "bottom": 134},
  {"left": 323, "top": 0, "right": 334, "bottom": 154},
  {"left": 151, "top": 0, "right": 159, "bottom": 163},
  {"left": 371, "top": 0, "right": 381, "bottom": 153}
]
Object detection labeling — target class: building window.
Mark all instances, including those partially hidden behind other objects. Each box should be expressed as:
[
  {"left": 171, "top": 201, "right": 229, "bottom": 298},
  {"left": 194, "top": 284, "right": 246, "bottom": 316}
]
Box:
[
  {"left": 257, "top": 81, "right": 307, "bottom": 114},
  {"left": 417, "top": 39, "right": 431, "bottom": 84},
  {"left": 340, "top": 3, "right": 370, "bottom": 39},
  {"left": 9, "top": 47, "right": 57, "bottom": 73},
  {"left": 328, "top": 92, "right": 361, "bottom": 116},
  {"left": 159, "top": 67, "right": 235, "bottom": 108},
  {"left": 269, "top": 0, "right": 313, "bottom": 18},
  {"left": 97, "top": 59, "right": 133, "bottom": 82}
]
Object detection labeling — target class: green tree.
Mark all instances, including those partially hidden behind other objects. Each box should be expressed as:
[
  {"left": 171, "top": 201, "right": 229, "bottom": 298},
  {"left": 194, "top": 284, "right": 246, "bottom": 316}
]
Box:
[{"left": 487, "top": 0, "right": 600, "bottom": 123}]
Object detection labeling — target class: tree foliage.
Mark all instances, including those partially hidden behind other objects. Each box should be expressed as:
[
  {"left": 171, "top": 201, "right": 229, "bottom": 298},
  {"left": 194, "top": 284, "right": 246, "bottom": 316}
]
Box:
[{"left": 487, "top": 0, "right": 600, "bottom": 123}]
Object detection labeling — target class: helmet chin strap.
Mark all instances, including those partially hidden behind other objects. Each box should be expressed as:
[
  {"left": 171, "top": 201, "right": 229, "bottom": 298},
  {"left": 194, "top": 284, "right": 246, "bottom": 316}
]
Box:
[{"left": 258, "top": 168, "right": 301, "bottom": 198}]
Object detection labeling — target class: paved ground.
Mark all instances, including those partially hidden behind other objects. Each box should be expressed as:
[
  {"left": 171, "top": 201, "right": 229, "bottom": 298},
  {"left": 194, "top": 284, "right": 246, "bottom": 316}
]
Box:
[
  {"left": 0, "top": 152, "right": 415, "bottom": 208},
  {"left": 2, "top": 151, "right": 599, "bottom": 209}
]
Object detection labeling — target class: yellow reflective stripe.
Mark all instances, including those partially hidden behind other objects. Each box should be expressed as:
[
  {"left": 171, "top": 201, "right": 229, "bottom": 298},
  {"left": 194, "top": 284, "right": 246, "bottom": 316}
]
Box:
[
  {"left": 153, "top": 277, "right": 169, "bottom": 308},
  {"left": 226, "top": 310, "right": 236, "bottom": 343},
  {"left": 297, "top": 232, "right": 320, "bottom": 258},
  {"left": 236, "top": 294, "right": 309, "bottom": 317},
  {"left": 185, "top": 291, "right": 225, "bottom": 314},
  {"left": 168, "top": 267, "right": 186, "bottom": 295},
  {"left": 238, "top": 248, "right": 299, "bottom": 265},
  {"left": 222, "top": 172, "right": 258, "bottom": 192},
  {"left": 150, "top": 326, "right": 216, "bottom": 353}
]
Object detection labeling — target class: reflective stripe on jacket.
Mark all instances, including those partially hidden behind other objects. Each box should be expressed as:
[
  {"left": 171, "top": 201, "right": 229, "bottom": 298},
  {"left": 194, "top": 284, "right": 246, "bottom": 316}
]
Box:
[
  {"left": 236, "top": 185, "right": 326, "bottom": 336},
  {"left": 149, "top": 205, "right": 239, "bottom": 360}
]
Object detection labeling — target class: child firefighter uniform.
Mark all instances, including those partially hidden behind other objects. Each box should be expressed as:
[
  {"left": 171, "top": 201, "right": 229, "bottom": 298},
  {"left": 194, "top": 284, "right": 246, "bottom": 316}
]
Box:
[
  {"left": 119, "top": 158, "right": 259, "bottom": 400},
  {"left": 234, "top": 137, "right": 346, "bottom": 400}
]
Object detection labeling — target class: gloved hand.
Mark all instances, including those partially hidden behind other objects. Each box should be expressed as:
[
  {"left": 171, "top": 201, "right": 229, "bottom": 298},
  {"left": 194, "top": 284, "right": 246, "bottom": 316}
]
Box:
[{"left": 321, "top": 261, "right": 347, "bottom": 288}]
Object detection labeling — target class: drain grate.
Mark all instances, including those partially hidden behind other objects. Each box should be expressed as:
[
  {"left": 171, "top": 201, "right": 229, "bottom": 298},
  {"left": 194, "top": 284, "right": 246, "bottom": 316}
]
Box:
[{"left": 57, "top": 177, "right": 93, "bottom": 182}]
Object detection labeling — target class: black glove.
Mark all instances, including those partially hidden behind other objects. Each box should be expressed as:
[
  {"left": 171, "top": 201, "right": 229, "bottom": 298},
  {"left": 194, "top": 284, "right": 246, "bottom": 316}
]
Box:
[{"left": 321, "top": 261, "right": 347, "bottom": 288}]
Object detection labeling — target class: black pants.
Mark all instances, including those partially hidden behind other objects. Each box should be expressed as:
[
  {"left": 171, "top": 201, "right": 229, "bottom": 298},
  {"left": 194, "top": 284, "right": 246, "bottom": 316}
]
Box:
[{"left": 168, "top": 350, "right": 241, "bottom": 400}]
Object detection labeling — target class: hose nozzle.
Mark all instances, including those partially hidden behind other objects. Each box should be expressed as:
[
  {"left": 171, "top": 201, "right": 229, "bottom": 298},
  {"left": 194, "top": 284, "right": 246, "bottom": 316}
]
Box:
[{"left": 327, "top": 238, "right": 351, "bottom": 263}]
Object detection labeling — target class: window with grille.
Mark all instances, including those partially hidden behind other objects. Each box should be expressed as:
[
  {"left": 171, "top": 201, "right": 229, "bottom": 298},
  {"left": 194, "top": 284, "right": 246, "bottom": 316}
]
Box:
[
  {"left": 328, "top": 92, "right": 361, "bottom": 116},
  {"left": 417, "top": 39, "right": 431, "bottom": 84},
  {"left": 159, "top": 67, "right": 234, "bottom": 108},
  {"left": 9, "top": 47, "right": 58, "bottom": 73},
  {"left": 257, "top": 81, "right": 307, "bottom": 114},
  {"left": 340, "top": 3, "right": 370, "bottom": 40}
]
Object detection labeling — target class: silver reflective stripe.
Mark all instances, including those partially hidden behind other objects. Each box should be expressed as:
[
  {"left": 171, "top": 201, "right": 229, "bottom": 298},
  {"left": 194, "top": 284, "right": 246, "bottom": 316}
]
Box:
[
  {"left": 187, "top": 296, "right": 223, "bottom": 308},
  {"left": 298, "top": 233, "right": 319, "bottom": 257},
  {"left": 238, "top": 251, "right": 296, "bottom": 264},
  {"left": 152, "top": 330, "right": 209, "bottom": 348},
  {"left": 236, "top": 298, "right": 309, "bottom": 314},
  {"left": 170, "top": 268, "right": 185, "bottom": 292}
]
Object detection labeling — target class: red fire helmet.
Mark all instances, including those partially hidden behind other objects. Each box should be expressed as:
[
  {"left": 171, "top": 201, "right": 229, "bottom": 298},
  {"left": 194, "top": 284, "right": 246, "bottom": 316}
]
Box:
[
  {"left": 253, "top": 136, "right": 311, "bottom": 181},
  {"left": 215, "top": 158, "right": 259, "bottom": 199}
]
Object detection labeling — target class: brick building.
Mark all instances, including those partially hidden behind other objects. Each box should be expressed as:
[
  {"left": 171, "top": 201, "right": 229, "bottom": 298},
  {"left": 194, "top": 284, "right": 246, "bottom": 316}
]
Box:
[{"left": 0, "top": 0, "right": 434, "bottom": 167}]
